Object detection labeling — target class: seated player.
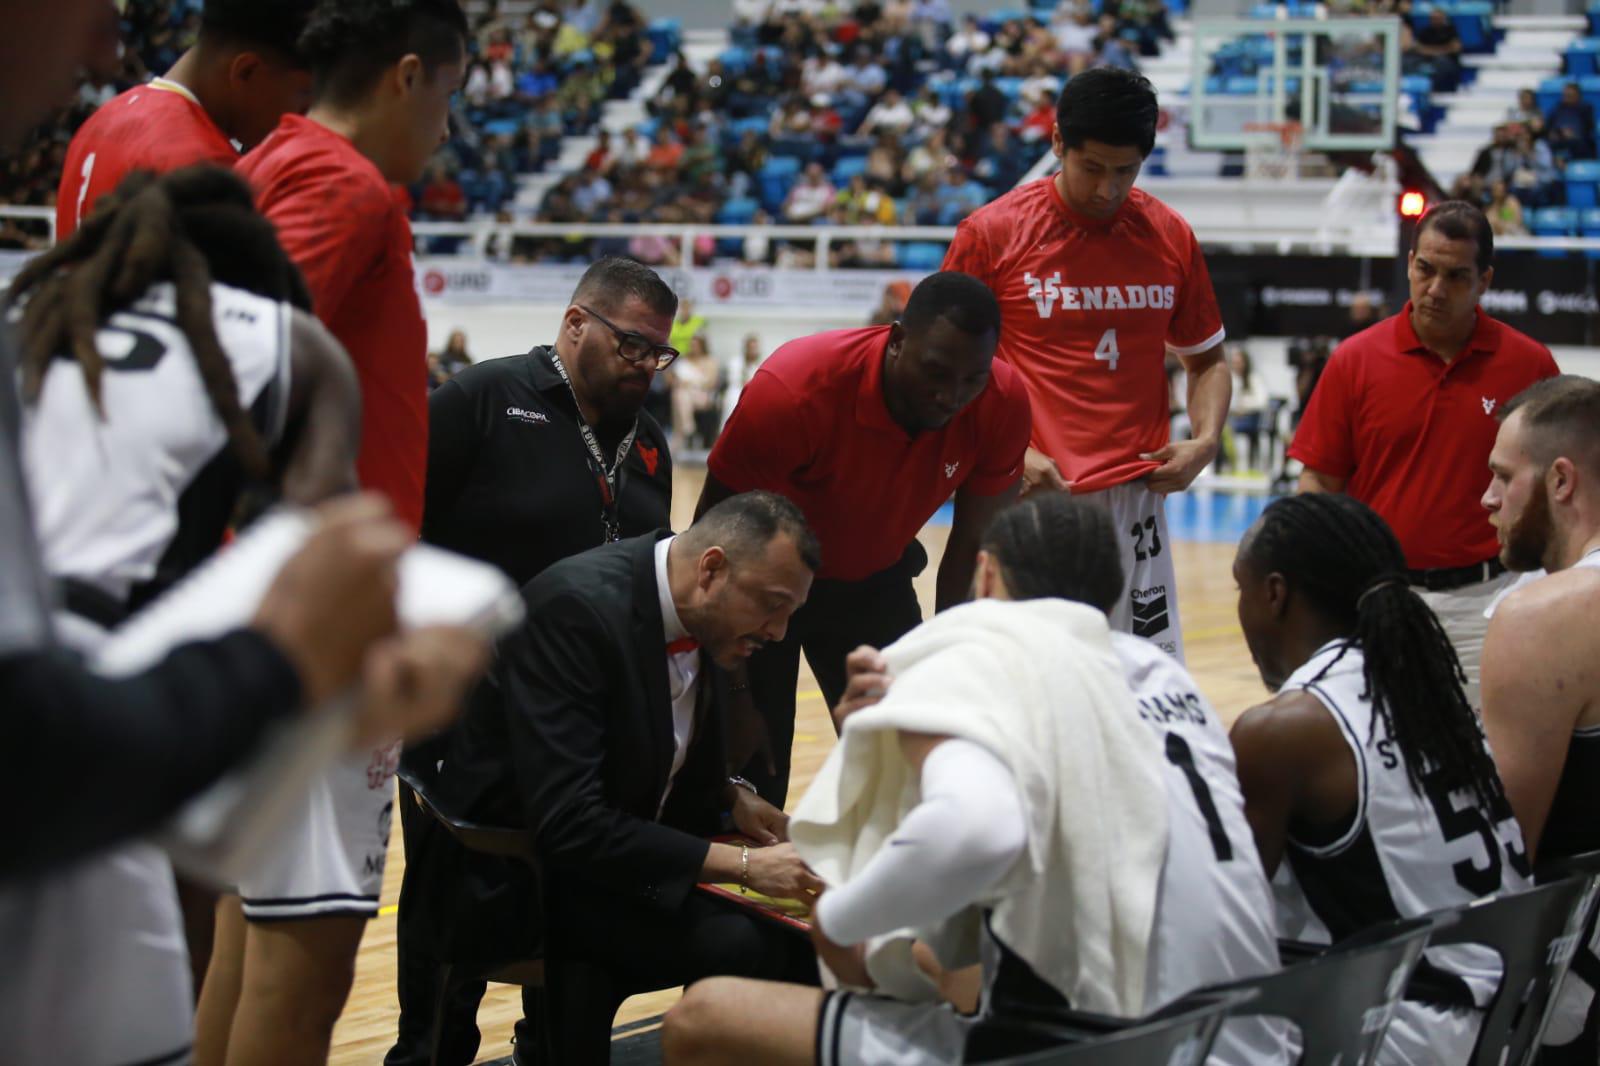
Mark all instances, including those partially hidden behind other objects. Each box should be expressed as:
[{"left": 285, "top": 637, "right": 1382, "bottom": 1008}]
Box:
[
  {"left": 661, "top": 494, "right": 1281, "bottom": 1066},
  {"left": 1478, "top": 376, "right": 1600, "bottom": 1061},
  {"left": 1230, "top": 493, "right": 1531, "bottom": 1065}
]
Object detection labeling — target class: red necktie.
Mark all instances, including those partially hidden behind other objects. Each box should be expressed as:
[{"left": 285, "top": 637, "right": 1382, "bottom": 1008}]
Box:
[{"left": 666, "top": 636, "right": 699, "bottom": 656}]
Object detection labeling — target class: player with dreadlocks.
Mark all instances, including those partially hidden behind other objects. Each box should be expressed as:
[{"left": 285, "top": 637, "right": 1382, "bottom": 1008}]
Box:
[
  {"left": 4, "top": 162, "right": 363, "bottom": 1066},
  {"left": 1229, "top": 491, "right": 1530, "bottom": 1065}
]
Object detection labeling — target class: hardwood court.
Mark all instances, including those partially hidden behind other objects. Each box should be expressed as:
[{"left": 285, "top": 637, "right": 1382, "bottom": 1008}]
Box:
[{"left": 329, "top": 468, "right": 1271, "bottom": 1064}]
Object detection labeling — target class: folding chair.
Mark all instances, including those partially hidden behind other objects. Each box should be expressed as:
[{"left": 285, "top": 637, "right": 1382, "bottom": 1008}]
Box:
[
  {"left": 396, "top": 766, "right": 549, "bottom": 1066},
  {"left": 966, "top": 990, "right": 1253, "bottom": 1065},
  {"left": 1423, "top": 872, "right": 1600, "bottom": 1066},
  {"left": 1210, "top": 916, "right": 1434, "bottom": 1064}
]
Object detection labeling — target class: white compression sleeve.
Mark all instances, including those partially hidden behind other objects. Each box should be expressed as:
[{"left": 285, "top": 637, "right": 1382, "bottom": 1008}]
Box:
[{"left": 815, "top": 737, "right": 1027, "bottom": 947}]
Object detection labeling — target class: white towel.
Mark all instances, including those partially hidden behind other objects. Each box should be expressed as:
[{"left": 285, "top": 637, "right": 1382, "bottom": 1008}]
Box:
[{"left": 790, "top": 598, "right": 1169, "bottom": 1016}]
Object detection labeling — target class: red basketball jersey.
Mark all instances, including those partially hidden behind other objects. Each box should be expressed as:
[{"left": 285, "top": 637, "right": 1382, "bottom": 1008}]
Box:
[
  {"left": 238, "top": 115, "right": 428, "bottom": 532},
  {"left": 56, "top": 79, "right": 237, "bottom": 240},
  {"left": 944, "top": 180, "right": 1225, "bottom": 493}
]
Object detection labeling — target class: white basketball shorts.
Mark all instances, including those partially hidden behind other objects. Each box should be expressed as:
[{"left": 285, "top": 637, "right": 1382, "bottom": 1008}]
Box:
[
  {"left": 236, "top": 740, "right": 401, "bottom": 922},
  {"left": 1087, "top": 479, "right": 1185, "bottom": 663}
]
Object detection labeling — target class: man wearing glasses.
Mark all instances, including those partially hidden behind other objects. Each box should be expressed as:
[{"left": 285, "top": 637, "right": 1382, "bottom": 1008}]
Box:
[{"left": 389, "top": 257, "right": 680, "bottom": 1065}]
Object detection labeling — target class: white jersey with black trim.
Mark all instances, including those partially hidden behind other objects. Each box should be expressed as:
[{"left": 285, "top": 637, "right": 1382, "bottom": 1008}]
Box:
[
  {"left": 21, "top": 281, "right": 291, "bottom": 610},
  {"left": 1276, "top": 639, "right": 1531, "bottom": 1011},
  {"left": 1112, "top": 633, "right": 1284, "bottom": 1065}
]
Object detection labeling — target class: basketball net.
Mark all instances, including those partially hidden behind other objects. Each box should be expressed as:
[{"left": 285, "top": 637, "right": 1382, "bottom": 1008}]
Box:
[{"left": 1243, "top": 121, "right": 1303, "bottom": 181}]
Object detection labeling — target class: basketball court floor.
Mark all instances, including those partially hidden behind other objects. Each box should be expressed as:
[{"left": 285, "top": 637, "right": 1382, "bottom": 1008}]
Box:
[{"left": 328, "top": 468, "right": 1277, "bottom": 1064}]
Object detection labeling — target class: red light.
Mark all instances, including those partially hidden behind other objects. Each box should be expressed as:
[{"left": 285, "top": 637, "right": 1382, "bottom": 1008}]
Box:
[{"left": 1398, "top": 191, "right": 1427, "bottom": 219}]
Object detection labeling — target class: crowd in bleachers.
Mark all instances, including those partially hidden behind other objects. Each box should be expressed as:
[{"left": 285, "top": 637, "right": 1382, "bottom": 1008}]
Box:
[{"left": 498, "top": 1, "right": 1172, "bottom": 268}]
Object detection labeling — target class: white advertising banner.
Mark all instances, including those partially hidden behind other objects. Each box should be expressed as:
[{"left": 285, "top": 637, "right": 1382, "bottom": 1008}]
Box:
[{"left": 414, "top": 260, "right": 924, "bottom": 312}]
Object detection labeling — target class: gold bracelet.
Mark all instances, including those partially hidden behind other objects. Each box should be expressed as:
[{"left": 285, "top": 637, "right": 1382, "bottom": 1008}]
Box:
[{"left": 740, "top": 844, "right": 750, "bottom": 895}]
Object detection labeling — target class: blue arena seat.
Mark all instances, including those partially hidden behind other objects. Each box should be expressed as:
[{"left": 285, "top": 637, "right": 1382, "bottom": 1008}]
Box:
[
  {"left": 1566, "top": 160, "right": 1600, "bottom": 209},
  {"left": 715, "top": 197, "right": 759, "bottom": 225},
  {"left": 831, "top": 155, "right": 869, "bottom": 184},
  {"left": 1568, "top": 39, "right": 1600, "bottom": 79},
  {"left": 1531, "top": 206, "right": 1579, "bottom": 243}
]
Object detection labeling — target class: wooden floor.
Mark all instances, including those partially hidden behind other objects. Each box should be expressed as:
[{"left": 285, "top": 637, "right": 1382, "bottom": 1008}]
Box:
[{"left": 329, "top": 468, "right": 1273, "bottom": 1065}]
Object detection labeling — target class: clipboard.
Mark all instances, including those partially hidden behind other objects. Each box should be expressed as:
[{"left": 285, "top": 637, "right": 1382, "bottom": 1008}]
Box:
[{"left": 695, "top": 835, "right": 814, "bottom": 932}]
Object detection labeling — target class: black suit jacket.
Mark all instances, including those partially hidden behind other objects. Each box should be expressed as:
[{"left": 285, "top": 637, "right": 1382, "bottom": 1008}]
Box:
[{"left": 427, "top": 533, "right": 731, "bottom": 956}]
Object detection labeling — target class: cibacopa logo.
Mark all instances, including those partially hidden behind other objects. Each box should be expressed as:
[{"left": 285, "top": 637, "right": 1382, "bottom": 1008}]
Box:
[{"left": 506, "top": 405, "right": 550, "bottom": 425}]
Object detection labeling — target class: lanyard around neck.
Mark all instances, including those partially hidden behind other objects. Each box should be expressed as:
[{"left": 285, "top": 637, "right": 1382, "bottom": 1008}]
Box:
[{"left": 550, "top": 350, "right": 637, "bottom": 542}]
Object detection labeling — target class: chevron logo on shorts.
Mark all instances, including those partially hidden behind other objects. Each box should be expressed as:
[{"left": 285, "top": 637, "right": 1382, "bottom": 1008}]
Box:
[{"left": 1130, "top": 585, "right": 1170, "bottom": 638}]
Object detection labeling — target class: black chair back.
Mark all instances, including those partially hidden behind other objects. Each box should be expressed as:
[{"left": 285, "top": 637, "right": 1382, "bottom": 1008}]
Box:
[
  {"left": 396, "top": 764, "right": 538, "bottom": 863},
  {"left": 1424, "top": 872, "right": 1600, "bottom": 1066},
  {"left": 1208, "top": 916, "right": 1433, "bottom": 1065},
  {"left": 969, "top": 990, "right": 1252, "bottom": 1066}
]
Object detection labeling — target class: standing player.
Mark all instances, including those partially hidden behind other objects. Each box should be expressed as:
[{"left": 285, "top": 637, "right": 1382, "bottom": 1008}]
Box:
[
  {"left": 1478, "top": 377, "right": 1600, "bottom": 1062},
  {"left": 695, "top": 272, "right": 1032, "bottom": 804},
  {"left": 56, "top": 0, "right": 318, "bottom": 240},
  {"left": 1230, "top": 493, "right": 1530, "bottom": 1064},
  {"left": 942, "top": 67, "right": 1230, "bottom": 662},
  {"left": 2, "top": 164, "right": 363, "bottom": 1065},
  {"left": 1289, "top": 201, "right": 1558, "bottom": 709},
  {"left": 200, "top": 4, "right": 468, "bottom": 1065}
]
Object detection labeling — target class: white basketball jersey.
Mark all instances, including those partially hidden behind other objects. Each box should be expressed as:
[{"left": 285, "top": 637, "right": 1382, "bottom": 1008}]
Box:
[
  {"left": 1113, "top": 633, "right": 1285, "bottom": 1066},
  {"left": 21, "top": 281, "right": 291, "bottom": 608},
  {"left": 1276, "top": 639, "right": 1531, "bottom": 1010}
]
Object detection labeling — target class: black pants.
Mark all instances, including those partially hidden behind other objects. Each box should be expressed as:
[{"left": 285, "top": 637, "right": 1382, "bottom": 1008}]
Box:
[
  {"left": 742, "top": 541, "right": 926, "bottom": 806},
  {"left": 386, "top": 790, "right": 542, "bottom": 1066},
  {"left": 541, "top": 880, "right": 819, "bottom": 1065}
]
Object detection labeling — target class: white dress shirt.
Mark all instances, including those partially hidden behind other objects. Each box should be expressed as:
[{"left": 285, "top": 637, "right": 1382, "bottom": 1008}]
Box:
[{"left": 654, "top": 536, "right": 700, "bottom": 814}]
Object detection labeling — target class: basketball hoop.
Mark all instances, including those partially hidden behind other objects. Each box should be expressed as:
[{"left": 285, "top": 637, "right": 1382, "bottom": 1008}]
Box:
[{"left": 1242, "top": 120, "right": 1304, "bottom": 181}]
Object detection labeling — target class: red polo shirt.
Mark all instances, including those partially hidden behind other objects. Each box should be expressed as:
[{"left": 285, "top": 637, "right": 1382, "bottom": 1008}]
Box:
[
  {"left": 1289, "top": 304, "right": 1558, "bottom": 569},
  {"left": 708, "top": 325, "right": 1032, "bottom": 582}
]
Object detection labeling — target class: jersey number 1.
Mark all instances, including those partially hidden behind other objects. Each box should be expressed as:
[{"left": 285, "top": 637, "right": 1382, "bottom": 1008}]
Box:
[
  {"left": 1166, "top": 733, "right": 1233, "bottom": 862},
  {"left": 1095, "top": 329, "right": 1120, "bottom": 372},
  {"left": 73, "top": 152, "right": 97, "bottom": 230}
]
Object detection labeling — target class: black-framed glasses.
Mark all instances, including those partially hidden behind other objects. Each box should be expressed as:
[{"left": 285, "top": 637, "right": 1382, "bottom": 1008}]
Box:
[{"left": 578, "top": 305, "right": 679, "bottom": 369}]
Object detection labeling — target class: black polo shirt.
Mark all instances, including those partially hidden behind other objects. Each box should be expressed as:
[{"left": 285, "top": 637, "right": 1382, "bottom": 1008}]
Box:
[{"left": 421, "top": 346, "right": 673, "bottom": 589}]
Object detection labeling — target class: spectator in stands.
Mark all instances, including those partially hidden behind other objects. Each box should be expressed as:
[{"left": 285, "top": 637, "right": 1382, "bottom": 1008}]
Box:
[
  {"left": 1493, "top": 124, "right": 1558, "bottom": 207},
  {"left": 742, "top": 210, "right": 775, "bottom": 265},
  {"left": 770, "top": 93, "right": 813, "bottom": 137},
  {"left": 864, "top": 130, "right": 907, "bottom": 193},
  {"left": 1506, "top": 87, "right": 1546, "bottom": 138},
  {"left": 1546, "top": 81, "right": 1598, "bottom": 164},
  {"left": 1095, "top": 14, "right": 1140, "bottom": 71},
  {"left": 967, "top": 68, "right": 1010, "bottom": 132},
  {"left": 1052, "top": 5, "right": 1100, "bottom": 72},
  {"left": 938, "top": 166, "right": 988, "bottom": 223},
  {"left": 646, "top": 127, "right": 685, "bottom": 172},
  {"left": 670, "top": 299, "right": 707, "bottom": 355},
  {"left": 1345, "top": 293, "right": 1385, "bottom": 337},
  {"left": 1408, "top": 7, "right": 1463, "bottom": 92},
  {"left": 1223, "top": 345, "right": 1268, "bottom": 473},
  {"left": 573, "top": 167, "right": 614, "bottom": 215},
  {"left": 844, "top": 46, "right": 889, "bottom": 105},
  {"left": 584, "top": 129, "right": 615, "bottom": 175},
  {"left": 1471, "top": 122, "right": 1516, "bottom": 184},
  {"left": 974, "top": 123, "right": 1026, "bottom": 194},
  {"left": 616, "top": 126, "right": 648, "bottom": 168},
  {"left": 418, "top": 164, "right": 467, "bottom": 222},
  {"left": 910, "top": 85, "right": 952, "bottom": 136},
  {"left": 860, "top": 88, "right": 916, "bottom": 136},
  {"left": 1487, "top": 179, "right": 1527, "bottom": 237},
  {"left": 427, "top": 330, "right": 474, "bottom": 390},
  {"left": 801, "top": 48, "right": 848, "bottom": 98},
  {"left": 671, "top": 334, "right": 725, "bottom": 448},
  {"left": 784, "top": 161, "right": 836, "bottom": 222},
  {"left": 947, "top": 13, "right": 992, "bottom": 67}
]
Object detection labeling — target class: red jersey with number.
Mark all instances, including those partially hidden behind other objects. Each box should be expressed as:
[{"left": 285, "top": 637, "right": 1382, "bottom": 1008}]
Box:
[
  {"left": 943, "top": 180, "right": 1225, "bottom": 494},
  {"left": 238, "top": 115, "right": 428, "bottom": 531},
  {"left": 56, "top": 79, "right": 237, "bottom": 240},
  {"left": 708, "top": 325, "right": 1031, "bottom": 581},
  {"left": 1289, "top": 305, "right": 1558, "bottom": 570}
]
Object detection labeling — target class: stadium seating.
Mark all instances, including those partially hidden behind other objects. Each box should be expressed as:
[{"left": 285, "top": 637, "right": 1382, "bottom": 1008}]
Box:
[{"left": 1567, "top": 160, "right": 1600, "bottom": 209}]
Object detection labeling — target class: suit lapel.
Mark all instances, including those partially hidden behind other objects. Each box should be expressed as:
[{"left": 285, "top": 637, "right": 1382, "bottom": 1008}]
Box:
[{"left": 630, "top": 531, "right": 676, "bottom": 805}]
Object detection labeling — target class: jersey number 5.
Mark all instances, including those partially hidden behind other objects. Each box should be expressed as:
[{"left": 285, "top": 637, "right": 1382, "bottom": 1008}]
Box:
[
  {"left": 1095, "top": 329, "right": 1120, "bottom": 372},
  {"left": 1421, "top": 767, "right": 1531, "bottom": 895}
]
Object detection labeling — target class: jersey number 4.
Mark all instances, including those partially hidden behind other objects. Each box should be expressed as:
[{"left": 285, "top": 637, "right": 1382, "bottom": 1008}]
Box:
[{"left": 1094, "top": 329, "right": 1120, "bottom": 372}]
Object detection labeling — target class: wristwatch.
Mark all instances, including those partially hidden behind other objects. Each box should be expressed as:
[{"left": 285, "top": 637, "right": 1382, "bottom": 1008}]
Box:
[{"left": 728, "top": 775, "right": 759, "bottom": 797}]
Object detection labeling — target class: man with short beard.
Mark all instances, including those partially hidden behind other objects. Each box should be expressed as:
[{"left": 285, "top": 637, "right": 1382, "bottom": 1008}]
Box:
[
  {"left": 1290, "top": 200, "right": 1558, "bottom": 709},
  {"left": 388, "top": 257, "right": 678, "bottom": 1065},
  {"left": 1480, "top": 375, "right": 1600, "bottom": 1063}
]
